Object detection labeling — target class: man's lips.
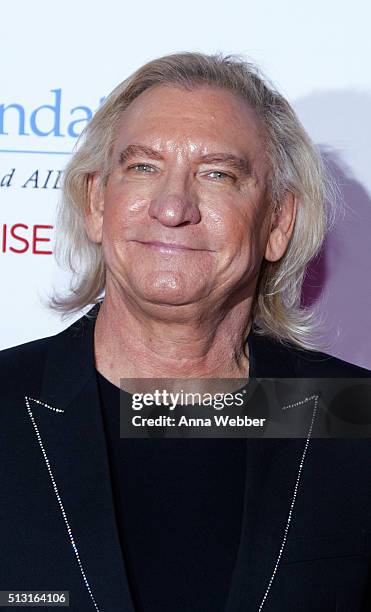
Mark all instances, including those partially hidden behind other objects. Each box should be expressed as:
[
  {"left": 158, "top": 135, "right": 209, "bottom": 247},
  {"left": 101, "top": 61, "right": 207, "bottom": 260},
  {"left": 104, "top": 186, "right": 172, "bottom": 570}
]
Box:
[{"left": 132, "top": 240, "right": 208, "bottom": 252}]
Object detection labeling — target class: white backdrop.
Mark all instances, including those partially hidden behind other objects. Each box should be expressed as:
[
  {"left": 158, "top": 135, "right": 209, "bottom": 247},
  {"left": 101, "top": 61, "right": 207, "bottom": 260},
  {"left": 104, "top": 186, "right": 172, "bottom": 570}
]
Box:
[{"left": 1, "top": 0, "right": 371, "bottom": 368}]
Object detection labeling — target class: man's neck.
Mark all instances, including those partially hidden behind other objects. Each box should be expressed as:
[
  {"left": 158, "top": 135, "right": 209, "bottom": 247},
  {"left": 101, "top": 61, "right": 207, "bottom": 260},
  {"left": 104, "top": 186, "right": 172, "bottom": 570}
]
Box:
[{"left": 94, "top": 290, "right": 253, "bottom": 388}]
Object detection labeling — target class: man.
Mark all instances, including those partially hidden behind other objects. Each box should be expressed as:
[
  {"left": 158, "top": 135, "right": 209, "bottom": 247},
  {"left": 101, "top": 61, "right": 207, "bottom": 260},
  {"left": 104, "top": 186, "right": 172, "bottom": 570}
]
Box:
[{"left": 1, "top": 52, "right": 371, "bottom": 611}]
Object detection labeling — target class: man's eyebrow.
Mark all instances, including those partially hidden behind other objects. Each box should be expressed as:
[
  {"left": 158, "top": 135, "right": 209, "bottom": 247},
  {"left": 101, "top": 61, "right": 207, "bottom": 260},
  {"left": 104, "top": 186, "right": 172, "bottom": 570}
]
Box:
[
  {"left": 199, "top": 153, "right": 252, "bottom": 176},
  {"left": 118, "top": 145, "right": 252, "bottom": 176},
  {"left": 118, "top": 144, "right": 164, "bottom": 165}
]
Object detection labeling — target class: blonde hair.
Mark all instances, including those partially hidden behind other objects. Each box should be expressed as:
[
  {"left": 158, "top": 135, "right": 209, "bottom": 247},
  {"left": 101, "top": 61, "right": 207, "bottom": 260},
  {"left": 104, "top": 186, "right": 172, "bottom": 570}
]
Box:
[{"left": 52, "top": 51, "right": 334, "bottom": 350}]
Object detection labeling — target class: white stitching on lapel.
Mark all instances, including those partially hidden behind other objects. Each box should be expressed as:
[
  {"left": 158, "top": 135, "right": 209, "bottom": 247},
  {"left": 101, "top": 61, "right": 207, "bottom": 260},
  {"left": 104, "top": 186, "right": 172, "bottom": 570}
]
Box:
[
  {"left": 282, "top": 394, "right": 319, "bottom": 411},
  {"left": 258, "top": 394, "right": 319, "bottom": 611},
  {"left": 25, "top": 396, "right": 64, "bottom": 413},
  {"left": 24, "top": 396, "right": 101, "bottom": 612}
]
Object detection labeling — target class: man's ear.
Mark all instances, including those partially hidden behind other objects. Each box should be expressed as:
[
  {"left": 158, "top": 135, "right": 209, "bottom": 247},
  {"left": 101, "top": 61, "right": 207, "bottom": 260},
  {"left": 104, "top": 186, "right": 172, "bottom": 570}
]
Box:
[
  {"left": 84, "top": 173, "right": 105, "bottom": 244},
  {"left": 264, "top": 191, "right": 297, "bottom": 262}
]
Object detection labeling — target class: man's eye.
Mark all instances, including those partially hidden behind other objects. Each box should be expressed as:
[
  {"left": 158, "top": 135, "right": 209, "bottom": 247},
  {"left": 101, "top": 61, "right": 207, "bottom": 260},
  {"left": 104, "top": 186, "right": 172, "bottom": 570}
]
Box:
[
  {"left": 208, "top": 170, "right": 234, "bottom": 180},
  {"left": 129, "top": 164, "right": 155, "bottom": 173}
]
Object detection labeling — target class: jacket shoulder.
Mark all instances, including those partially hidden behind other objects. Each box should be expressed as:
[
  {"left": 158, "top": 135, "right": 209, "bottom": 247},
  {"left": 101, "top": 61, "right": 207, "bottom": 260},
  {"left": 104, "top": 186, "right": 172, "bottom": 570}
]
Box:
[
  {"left": 0, "top": 313, "right": 93, "bottom": 410},
  {"left": 0, "top": 335, "right": 51, "bottom": 368},
  {"left": 0, "top": 335, "right": 54, "bottom": 396},
  {"left": 290, "top": 345, "right": 371, "bottom": 377},
  {"left": 250, "top": 330, "right": 371, "bottom": 377},
  {"left": 0, "top": 314, "right": 88, "bottom": 376}
]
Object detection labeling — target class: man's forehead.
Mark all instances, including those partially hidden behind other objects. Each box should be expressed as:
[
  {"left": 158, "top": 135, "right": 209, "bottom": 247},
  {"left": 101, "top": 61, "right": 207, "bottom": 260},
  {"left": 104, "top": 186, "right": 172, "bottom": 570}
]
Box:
[
  {"left": 112, "top": 90, "right": 265, "bottom": 165},
  {"left": 114, "top": 84, "right": 263, "bottom": 138}
]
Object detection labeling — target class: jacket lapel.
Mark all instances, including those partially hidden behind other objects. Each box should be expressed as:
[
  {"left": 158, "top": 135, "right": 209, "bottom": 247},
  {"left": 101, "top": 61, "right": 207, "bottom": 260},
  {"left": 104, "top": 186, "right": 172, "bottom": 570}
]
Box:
[
  {"left": 225, "top": 437, "right": 313, "bottom": 611},
  {"left": 225, "top": 331, "right": 318, "bottom": 611},
  {"left": 27, "top": 308, "right": 135, "bottom": 612}
]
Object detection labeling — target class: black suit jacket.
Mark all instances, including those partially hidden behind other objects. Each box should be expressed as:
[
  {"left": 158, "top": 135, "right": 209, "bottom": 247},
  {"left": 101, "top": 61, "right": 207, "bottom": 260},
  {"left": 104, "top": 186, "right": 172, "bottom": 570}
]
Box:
[{"left": 1, "top": 306, "right": 371, "bottom": 611}]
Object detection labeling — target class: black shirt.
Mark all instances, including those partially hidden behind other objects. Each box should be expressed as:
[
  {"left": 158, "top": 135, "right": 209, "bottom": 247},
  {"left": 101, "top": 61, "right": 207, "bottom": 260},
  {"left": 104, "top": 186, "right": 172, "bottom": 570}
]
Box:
[{"left": 96, "top": 370, "right": 247, "bottom": 612}]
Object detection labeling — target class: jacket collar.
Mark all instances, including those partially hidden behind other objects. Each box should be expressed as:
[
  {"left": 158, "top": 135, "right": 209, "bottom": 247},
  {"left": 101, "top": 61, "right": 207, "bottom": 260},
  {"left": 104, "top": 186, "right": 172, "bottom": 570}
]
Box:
[{"left": 40, "top": 305, "right": 99, "bottom": 411}]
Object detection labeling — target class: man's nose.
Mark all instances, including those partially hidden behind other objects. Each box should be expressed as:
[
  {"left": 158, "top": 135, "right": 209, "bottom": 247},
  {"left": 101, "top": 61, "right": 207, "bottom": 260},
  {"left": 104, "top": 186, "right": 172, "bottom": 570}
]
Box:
[{"left": 148, "top": 172, "right": 201, "bottom": 226}]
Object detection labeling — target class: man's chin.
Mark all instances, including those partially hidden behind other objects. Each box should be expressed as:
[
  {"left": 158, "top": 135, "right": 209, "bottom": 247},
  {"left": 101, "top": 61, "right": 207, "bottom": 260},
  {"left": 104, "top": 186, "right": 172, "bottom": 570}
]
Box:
[
  {"left": 131, "top": 283, "right": 207, "bottom": 308},
  {"left": 139, "top": 290, "right": 201, "bottom": 307},
  {"left": 126, "top": 272, "right": 208, "bottom": 306}
]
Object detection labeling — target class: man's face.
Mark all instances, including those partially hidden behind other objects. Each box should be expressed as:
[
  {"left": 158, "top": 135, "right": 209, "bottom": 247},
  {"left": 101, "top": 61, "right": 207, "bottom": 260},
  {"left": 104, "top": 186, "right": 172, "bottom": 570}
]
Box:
[{"left": 87, "top": 84, "right": 278, "bottom": 311}]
